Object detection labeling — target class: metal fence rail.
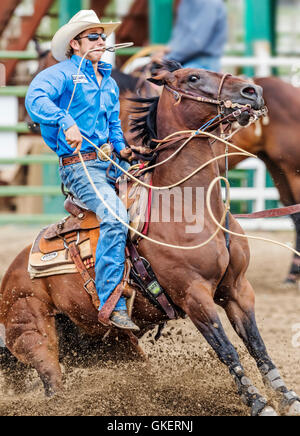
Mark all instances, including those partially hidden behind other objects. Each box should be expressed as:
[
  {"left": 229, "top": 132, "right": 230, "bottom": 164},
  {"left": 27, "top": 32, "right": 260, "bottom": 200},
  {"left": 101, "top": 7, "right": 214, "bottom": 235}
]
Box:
[{"left": 0, "top": 154, "right": 64, "bottom": 224}]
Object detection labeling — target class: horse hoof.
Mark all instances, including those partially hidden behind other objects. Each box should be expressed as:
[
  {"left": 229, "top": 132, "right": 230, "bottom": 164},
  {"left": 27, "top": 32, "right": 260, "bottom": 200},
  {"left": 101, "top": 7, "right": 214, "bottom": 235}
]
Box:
[
  {"left": 287, "top": 400, "right": 300, "bottom": 416},
  {"left": 45, "top": 388, "right": 57, "bottom": 398},
  {"left": 281, "top": 280, "right": 298, "bottom": 290},
  {"left": 43, "top": 381, "right": 61, "bottom": 398},
  {"left": 258, "top": 406, "right": 278, "bottom": 416}
]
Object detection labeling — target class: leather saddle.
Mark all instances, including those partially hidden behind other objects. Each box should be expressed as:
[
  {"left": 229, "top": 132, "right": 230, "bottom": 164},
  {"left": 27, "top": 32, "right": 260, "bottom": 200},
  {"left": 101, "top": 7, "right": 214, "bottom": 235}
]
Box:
[
  {"left": 29, "top": 167, "right": 152, "bottom": 277},
  {"left": 31, "top": 207, "right": 100, "bottom": 261}
]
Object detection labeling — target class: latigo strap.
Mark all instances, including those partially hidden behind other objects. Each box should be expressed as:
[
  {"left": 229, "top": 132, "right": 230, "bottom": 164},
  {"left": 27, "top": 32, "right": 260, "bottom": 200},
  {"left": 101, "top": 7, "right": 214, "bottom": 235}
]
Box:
[
  {"left": 68, "top": 241, "right": 100, "bottom": 309},
  {"left": 97, "top": 258, "right": 133, "bottom": 326},
  {"left": 97, "top": 284, "right": 124, "bottom": 326}
]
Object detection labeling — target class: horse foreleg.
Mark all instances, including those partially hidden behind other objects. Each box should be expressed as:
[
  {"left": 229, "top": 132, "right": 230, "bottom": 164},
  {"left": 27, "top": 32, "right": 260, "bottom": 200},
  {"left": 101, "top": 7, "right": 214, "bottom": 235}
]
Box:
[
  {"left": 184, "top": 279, "right": 277, "bottom": 416},
  {"left": 220, "top": 277, "right": 300, "bottom": 416},
  {"left": 5, "top": 296, "right": 62, "bottom": 397}
]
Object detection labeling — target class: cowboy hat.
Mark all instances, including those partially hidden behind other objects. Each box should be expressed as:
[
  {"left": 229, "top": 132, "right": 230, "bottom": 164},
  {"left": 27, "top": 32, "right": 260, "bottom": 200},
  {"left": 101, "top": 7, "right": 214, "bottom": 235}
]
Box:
[{"left": 51, "top": 10, "right": 121, "bottom": 62}]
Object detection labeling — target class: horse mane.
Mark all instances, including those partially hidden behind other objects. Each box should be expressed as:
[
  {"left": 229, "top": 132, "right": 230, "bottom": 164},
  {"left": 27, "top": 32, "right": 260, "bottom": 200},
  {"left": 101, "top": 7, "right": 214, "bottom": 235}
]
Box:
[
  {"left": 129, "top": 96, "right": 159, "bottom": 148},
  {"left": 129, "top": 59, "right": 182, "bottom": 148}
]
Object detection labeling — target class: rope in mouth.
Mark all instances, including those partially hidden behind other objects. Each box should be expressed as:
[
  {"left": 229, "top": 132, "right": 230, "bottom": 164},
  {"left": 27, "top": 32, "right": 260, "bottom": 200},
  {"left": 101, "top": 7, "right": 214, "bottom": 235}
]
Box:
[{"left": 88, "top": 42, "right": 134, "bottom": 53}]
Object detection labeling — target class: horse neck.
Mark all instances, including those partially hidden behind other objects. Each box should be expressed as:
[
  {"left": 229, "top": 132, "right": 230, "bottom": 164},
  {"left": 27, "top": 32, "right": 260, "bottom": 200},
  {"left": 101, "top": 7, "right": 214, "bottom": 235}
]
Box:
[
  {"left": 154, "top": 99, "right": 220, "bottom": 186},
  {"left": 153, "top": 119, "right": 225, "bottom": 220}
]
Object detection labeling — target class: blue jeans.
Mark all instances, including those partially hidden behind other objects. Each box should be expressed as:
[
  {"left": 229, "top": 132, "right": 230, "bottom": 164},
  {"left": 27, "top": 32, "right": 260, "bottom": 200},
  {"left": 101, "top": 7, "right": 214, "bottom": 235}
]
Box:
[
  {"left": 59, "top": 155, "right": 130, "bottom": 311},
  {"left": 183, "top": 56, "right": 221, "bottom": 72}
]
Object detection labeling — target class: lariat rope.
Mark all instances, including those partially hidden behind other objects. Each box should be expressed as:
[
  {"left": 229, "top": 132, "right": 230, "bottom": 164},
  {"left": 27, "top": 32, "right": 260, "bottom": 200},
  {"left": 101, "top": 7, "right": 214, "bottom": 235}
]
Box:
[
  {"left": 81, "top": 130, "right": 256, "bottom": 190},
  {"left": 65, "top": 48, "right": 300, "bottom": 255},
  {"left": 79, "top": 149, "right": 229, "bottom": 250},
  {"left": 78, "top": 132, "right": 300, "bottom": 256}
]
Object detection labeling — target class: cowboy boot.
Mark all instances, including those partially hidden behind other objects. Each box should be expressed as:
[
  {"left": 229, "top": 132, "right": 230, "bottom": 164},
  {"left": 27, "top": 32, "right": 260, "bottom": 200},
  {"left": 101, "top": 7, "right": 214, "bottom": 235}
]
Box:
[
  {"left": 97, "top": 278, "right": 140, "bottom": 331},
  {"left": 98, "top": 257, "right": 140, "bottom": 331},
  {"left": 109, "top": 309, "right": 140, "bottom": 331}
]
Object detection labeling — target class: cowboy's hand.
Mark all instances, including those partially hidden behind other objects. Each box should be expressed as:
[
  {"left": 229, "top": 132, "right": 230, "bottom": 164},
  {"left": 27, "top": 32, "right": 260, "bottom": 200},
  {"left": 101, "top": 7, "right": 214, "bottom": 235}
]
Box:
[
  {"left": 129, "top": 145, "right": 152, "bottom": 161},
  {"left": 120, "top": 146, "right": 151, "bottom": 162},
  {"left": 119, "top": 147, "right": 133, "bottom": 160},
  {"left": 64, "top": 124, "right": 83, "bottom": 154},
  {"left": 131, "top": 145, "right": 151, "bottom": 155}
]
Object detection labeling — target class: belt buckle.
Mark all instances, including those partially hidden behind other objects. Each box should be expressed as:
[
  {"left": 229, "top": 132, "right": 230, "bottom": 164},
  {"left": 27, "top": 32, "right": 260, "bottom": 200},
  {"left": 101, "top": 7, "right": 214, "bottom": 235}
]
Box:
[{"left": 98, "top": 143, "right": 113, "bottom": 161}]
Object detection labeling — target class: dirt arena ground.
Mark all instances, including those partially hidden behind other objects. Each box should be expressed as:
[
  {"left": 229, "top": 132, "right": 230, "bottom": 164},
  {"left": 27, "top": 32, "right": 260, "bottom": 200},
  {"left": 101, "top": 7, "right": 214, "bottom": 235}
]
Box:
[{"left": 0, "top": 225, "right": 299, "bottom": 416}]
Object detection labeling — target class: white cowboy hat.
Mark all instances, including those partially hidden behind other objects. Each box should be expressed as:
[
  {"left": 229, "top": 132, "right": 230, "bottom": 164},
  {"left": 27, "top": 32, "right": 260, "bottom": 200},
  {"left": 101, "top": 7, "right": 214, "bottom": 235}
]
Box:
[{"left": 51, "top": 10, "right": 121, "bottom": 62}]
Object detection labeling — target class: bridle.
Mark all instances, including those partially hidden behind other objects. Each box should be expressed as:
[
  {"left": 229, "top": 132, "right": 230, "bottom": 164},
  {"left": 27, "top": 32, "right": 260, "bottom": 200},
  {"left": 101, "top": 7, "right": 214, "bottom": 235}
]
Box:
[
  {"left": 164, "top": 72, "right": 263, "bottom": 132},
  {"left": 156, "top": 72, "right": 262, "bottom": 251}
]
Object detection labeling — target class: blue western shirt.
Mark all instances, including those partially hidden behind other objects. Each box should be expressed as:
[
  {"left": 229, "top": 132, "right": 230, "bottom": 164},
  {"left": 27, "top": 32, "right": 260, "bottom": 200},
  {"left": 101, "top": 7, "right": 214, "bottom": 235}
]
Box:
[{"left": 25, "top": 55, "right": 126, "bottom": 157}]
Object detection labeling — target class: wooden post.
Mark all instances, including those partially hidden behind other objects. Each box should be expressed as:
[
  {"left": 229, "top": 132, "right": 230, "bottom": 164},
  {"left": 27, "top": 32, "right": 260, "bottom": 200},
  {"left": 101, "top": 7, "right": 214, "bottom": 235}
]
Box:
[
  {"left": 244, "top": 0, "right": 277, "bottom": 76},
  {"left": 59, "top": 0, "right": 82, "bottom": 26},
  {"left": 149, "top": 0, "right": 174, "bottom": 44}
]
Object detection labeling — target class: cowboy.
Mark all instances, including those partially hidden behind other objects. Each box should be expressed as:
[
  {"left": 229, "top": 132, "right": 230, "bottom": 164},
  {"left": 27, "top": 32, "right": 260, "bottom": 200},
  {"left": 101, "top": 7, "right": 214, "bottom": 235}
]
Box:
[
  {"left": 25, "top": 10, "right": 140, "bottom": 331},
  {"left": 155, "top": 0, "right": 227, "bottom": 72}
]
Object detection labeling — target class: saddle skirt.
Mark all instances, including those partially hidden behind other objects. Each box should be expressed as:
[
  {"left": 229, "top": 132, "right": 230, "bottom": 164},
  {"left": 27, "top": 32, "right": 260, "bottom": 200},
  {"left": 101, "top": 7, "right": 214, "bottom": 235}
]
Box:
[{"left": 28, "top": 170, "right": 152, "bottom": 279}]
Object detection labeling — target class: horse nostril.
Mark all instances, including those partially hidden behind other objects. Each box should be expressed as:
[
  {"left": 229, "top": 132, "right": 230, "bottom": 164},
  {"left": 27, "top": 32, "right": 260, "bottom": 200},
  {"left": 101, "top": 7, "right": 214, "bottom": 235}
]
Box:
[{"left": 241, "top": 86, "right": 257, "bottom": 99}]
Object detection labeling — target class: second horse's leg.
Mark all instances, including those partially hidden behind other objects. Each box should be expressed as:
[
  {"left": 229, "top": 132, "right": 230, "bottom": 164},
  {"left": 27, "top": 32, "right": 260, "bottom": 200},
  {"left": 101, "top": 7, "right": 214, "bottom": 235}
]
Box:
[{"left": 285, "top": 212, "right": 300, "bottom": 285}]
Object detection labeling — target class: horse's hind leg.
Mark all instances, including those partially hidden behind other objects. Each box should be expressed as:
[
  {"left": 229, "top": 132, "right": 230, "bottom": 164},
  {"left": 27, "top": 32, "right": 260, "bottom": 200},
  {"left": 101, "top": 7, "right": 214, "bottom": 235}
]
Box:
[
  {"left": 217, "top": 277, "right": 300, "bottom": 415},
  {"left": 6, "top": 296, "right": 62, "bottom": 397},
  {"left": 184, "top": 279, "right": 277, "bottom": 416}
]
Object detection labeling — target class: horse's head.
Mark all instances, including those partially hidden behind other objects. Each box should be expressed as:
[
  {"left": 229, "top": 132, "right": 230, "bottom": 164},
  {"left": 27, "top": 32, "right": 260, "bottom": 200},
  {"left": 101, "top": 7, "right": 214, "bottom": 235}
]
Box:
[{"left": 148, "top": 61, "right": 265, "bottom": 129}]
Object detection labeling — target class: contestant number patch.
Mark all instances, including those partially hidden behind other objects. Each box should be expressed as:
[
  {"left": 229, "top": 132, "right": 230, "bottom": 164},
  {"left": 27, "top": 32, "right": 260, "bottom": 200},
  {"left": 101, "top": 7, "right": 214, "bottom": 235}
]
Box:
[
  {"left": 41, "top": 252, "right": 58, "bottom": 262},
  {"left": 72, "top": 74, "right": 88, "bottom": 84}
]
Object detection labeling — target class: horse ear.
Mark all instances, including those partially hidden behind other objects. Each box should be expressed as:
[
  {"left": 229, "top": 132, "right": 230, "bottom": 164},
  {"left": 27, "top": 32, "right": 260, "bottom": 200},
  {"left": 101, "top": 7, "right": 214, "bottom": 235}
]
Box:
[{"left": 147, "top": 70, "right": 175, "bottom": 86}]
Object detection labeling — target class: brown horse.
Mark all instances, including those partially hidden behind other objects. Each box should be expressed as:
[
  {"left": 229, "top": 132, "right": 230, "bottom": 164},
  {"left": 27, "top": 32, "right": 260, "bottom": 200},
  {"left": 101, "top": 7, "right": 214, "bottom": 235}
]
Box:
[{"left": 2, "top": 63, "right": 299, "bottom": 416}]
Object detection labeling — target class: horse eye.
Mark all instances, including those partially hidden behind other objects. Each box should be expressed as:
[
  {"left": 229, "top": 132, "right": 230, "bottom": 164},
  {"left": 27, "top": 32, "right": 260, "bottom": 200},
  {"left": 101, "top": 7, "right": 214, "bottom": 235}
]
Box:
[{"left": 188, "top": 75, "right": 200, "bottom": 83}]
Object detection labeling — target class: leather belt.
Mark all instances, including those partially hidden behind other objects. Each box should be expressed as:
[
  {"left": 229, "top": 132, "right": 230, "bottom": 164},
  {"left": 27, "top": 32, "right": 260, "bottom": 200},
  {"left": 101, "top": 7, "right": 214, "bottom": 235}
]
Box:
[{"left": 60, "top": 151, "right": 97, "bottom": 166}]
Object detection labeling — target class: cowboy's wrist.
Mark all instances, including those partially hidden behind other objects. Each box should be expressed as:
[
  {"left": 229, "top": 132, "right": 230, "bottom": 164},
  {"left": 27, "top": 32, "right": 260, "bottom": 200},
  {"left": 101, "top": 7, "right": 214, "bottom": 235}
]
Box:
[{"left": 59, "top": 114, "right": 76, "bottom": 131}]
